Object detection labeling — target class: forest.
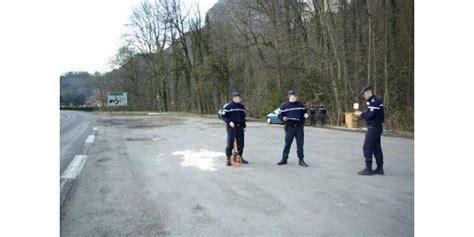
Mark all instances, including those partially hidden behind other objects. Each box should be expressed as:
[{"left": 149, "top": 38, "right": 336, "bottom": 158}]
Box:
[{"left": 66, "top": 0, "right": 414, "bottom": 132}]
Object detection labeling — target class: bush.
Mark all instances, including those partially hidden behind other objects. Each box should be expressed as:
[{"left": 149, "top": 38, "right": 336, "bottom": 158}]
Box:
[{"left": 60, "top": 107, "right": 98, "bottom": 112}]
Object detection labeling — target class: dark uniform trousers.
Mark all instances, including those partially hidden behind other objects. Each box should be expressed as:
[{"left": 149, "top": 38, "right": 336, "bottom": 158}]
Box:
[
  {"left": 226, "top": 126, "right": 244, "bottom": 157},
  {"left": 320, "top": 114, "right": 326, "bottom": 126},
  {"left": 363, "top": 124, "right": 384, "bottom": 168},
  {"left": 282, "top": 123, "right": 304, "bottom": 160}
]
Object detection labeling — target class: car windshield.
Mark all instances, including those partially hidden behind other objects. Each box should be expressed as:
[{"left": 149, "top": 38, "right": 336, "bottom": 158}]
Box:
[{"left": 273, "top": 108, "right": 280, "bottom": 114}]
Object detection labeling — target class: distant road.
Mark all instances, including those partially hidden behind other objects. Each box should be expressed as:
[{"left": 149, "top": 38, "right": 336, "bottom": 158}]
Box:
[
  {"left": 60, "top": 114, "right": 413, "bottom": 236},
  {"left": 60, "top": 111, "right": 95, "bottom": 175}
]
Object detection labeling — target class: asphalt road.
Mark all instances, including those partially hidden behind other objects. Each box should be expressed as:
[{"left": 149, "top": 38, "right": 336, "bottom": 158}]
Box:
[
  {"left": 60, "top": 111, "right": 95, "bottom": 174},
  {"left": 60, "top": 114, "right": 414, "bottom": 236}
]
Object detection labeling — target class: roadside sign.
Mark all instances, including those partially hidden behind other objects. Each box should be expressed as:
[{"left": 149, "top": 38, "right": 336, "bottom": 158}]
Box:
[{"left": 108, "top": 92, "right": 128, "bottom": 107}]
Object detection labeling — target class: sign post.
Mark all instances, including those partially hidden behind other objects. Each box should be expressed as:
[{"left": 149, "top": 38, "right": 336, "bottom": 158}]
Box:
[
  {"left": 108, "top": 92, "right": 127, "bottom": 115},
  {"left": 353, "top": 102, "right": 359, "bottom": 111},
  {"left": 108, "top": 92, "right": 128, "bottom": 107}
]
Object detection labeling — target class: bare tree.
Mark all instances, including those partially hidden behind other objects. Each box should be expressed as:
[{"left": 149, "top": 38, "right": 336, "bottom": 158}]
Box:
[
  {"left": 99, "top": 0, "right": 414, "bottom": 131},
  {"left": 124, "top": 0, "right": 171, "bottom": 111}
]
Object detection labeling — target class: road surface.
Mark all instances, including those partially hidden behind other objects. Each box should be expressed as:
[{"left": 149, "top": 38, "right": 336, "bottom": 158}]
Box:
[
  {"left": 60, "top": 111, "right": 95, "bottom": 175},
  {"left": 60, "top": 114, "right": 414, "bottom": 236}
]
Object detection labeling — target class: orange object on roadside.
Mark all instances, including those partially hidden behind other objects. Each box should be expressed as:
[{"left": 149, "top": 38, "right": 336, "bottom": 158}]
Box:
[{"left": 230, "top": 138, "right": 241, "bottom": 167}]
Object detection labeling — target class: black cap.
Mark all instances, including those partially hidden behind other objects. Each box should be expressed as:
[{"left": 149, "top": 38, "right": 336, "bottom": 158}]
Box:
[
  {"left": 231, "top": 91, "right": 241, "bottom": 97},
  {"left": 360, "top": 85, "right": 373, "bottom": 96},
  {"left": 288, "top": 90, "right": 298, "bottom": 96}
]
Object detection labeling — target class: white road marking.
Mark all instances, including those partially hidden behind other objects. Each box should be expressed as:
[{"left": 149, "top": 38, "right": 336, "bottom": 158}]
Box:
[
  {"left": 60, "top": 112, "right": 72, "bottom": 123},
  {"left": 93, "top": 126, "right": 98, "bottom": 131},
  {"left": 85, "top": 135, "right": 95, "bottom": 143},
  {"left": 61, "top": 155, "right": 88, "bottom": 179}
]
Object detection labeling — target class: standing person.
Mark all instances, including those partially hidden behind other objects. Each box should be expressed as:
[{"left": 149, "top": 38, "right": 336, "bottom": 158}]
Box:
[
  {"left": 221, "top": 92, "right": 248, "bottom": 166},
  {"left": 354, "top": 85, "right": 385, "bottom": 175},
  {"left": 277, "top": 90, "right": 309, "bottom": 167},
  {"left": 309, "top": 106, "right": 316, "bottom": 127},
  {"left": 319, "top": 104, "right": 327, "bottom": 126}
]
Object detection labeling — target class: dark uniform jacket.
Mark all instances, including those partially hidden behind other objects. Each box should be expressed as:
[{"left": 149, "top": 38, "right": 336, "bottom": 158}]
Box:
[
  {"left": 319, "top": 106, "right": 327, "bottom": 115},
  {"left": 278, "top": 101, "right": 307, "bottom": 125},
  {"left": 222, "top": 102, "right": 246, "bottom": 127},
  {"left": 362, "top": 95, "right": 384, "bottom": 125}
]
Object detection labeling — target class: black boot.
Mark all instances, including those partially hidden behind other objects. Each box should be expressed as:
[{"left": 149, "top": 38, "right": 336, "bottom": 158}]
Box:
[
  {"left": 358, "top": 167, "right": 373, "bottom": 175},
  {"left": 277, "top": 159, "right": 288, "bottom": 165},
  {"left": 241, "top": 157, "right": 249, "bottom": 164},
  {"left": 373, "top": 167, "right": 384, "bottom": 175},
  {"left": 226, "top": 156, "right": 231, "bottom": 166},
  {"left": 298, "top": 159, "right": 308, "bottom": 167}
]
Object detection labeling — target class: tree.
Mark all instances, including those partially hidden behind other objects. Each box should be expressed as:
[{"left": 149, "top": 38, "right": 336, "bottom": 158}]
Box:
[{"left": 94, "top": 0, "right": 414, "bottom": 131}]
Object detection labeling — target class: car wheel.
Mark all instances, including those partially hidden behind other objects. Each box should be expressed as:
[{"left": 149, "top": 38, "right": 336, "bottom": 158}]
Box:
[{"left": 267, "top": 117, "right": 272, "bottom": 124}]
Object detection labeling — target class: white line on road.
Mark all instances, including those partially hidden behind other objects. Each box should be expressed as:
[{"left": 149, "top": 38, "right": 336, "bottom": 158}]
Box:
[
  {"left": 60, "top": 112, "right": 72, "bottom": 123},
  {"left": 93, "top": 126, "right": 98, "bottom": 131},
  {"left": 85, "top": 135, "right": 95, "bottom": 143},
  {"left": 61, "top": 155, "right": 88, "bottom": 179}
]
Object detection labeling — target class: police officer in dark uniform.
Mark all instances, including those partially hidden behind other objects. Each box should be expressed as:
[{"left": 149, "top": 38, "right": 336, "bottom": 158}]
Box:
[
  {"left": 221, "top": 92, "right": 248, "bottom": 166},
  {"left": 354, "top": 85, "right": 385, "bottom": 175},
  {"left": 309, "top": 106, "right": 316, "bottom": 127},
  {"left": 277, "top": 90, "right": 309, "bottom": 167},
  {"left": 319, "top": 104, "right": 327, "bottom": 126}
]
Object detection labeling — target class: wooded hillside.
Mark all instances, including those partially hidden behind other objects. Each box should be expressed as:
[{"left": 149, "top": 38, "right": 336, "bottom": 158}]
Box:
[{"left": 74, "top": 0, "right": 414, "bottom": 131}]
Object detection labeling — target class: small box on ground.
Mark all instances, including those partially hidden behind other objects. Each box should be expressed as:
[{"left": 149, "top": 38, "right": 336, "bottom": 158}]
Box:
[{"left": 345, "top": 112, "right": 358, "bottom": 128}]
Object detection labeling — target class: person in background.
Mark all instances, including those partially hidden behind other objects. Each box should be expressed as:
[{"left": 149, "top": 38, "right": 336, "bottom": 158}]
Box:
[
  {"left": 309, "top": 106, "right": 316, "bottom": 127},
  {"left": 319, "top": 104, "right": 327, "bottom": 126}
]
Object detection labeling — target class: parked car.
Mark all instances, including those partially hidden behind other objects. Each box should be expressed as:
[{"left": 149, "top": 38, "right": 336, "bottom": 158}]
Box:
[{"left": 266, "top": 108, "right": 283, "bottom": 124}]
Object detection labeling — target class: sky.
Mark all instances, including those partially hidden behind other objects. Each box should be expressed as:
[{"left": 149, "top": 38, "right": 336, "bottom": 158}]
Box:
[{"left": 56, "top": 0, "right": 219, "bottom": 74}]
